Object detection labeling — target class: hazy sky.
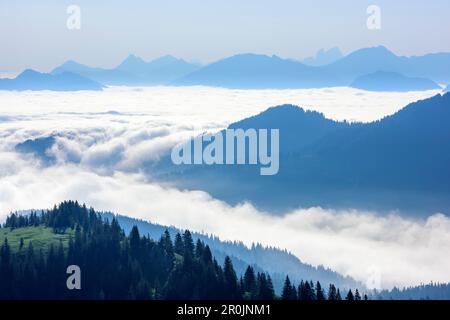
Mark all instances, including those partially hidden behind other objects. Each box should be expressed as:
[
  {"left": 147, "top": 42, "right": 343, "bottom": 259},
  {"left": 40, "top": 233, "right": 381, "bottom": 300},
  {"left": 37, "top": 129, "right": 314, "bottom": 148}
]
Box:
[{"left": 1, "top": 0, "right": 450, "bottom": 72}]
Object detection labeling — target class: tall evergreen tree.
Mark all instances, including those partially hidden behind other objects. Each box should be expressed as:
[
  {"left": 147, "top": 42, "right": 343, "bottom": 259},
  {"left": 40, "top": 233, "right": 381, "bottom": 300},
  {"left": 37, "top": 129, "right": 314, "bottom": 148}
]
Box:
[
  {"left": 355, "top": 289, "right": 361, "bottom": 300},
  {"left": 346, "top": 289, "right": 355, "bottom": 301},
  {"left": 336, "top": 288, "right": 342, "bottom": 300},
  {"left": 223, "top": 256, "right": 239, "bottom": 299},
  {"left": 129, "top": 226, "right": 141, "bottom": 258},
  {"left": 282, "top": 276, "right": 293, "bottom": 300},
  {"left": 316, "top": 281, "right": 325, "bottom": 300},
  {"left": 328, "top": 284, "right": 338, "bottom": 300},
  {"left": 174, "top": 233, "right": 184, "bottom": 255},
  {"left": 182, "top": 230, "right": 194, "bottom": 258},
  {"left": 243, "top": 266, "right": 257, "bottom": 298}
]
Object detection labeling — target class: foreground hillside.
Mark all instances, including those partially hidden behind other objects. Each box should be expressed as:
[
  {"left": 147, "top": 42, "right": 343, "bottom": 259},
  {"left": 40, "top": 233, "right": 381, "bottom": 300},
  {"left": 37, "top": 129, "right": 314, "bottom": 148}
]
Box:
[
  {"left": 0, "top": 201, "right": 356, "bottom": 300},
  {"left": 1, "top": 202, "right": 449, "bottom": 300},
  {"left": 101, "top": 212, "right": 360, "bottom": 292}
]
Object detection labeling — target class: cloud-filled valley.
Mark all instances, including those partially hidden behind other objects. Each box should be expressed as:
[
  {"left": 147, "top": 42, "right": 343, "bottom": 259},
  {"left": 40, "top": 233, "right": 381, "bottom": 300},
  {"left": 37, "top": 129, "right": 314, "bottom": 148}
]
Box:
[{"left": 0, "top": 86, "right": 448, "bottom": 290}]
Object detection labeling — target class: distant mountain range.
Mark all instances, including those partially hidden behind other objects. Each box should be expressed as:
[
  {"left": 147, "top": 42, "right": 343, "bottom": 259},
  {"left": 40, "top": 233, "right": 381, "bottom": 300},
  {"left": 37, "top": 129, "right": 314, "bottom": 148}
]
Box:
[
  {"left": 172, "top": 46, "right": 450, "bottom": 89},
  {"left": 3, "top": 46, "right": 450, "bottom": 91},
  {"left": 323, "top": 46, "right": 450, "bottom": 84},
  {"left": 0, "top": 69, "right": 103, "bottom": 91},
  {"left": 350, "top": 71, "right": 440, "bottom": 92},
  {"left": 159, "top": 93, "right": 450, "bottom": 215},
  {"left": 52, "top": 54, "right": 200, "bottom": 86},
  {"left": 171, "top": 53, "right": 342, "bottom": 89}
]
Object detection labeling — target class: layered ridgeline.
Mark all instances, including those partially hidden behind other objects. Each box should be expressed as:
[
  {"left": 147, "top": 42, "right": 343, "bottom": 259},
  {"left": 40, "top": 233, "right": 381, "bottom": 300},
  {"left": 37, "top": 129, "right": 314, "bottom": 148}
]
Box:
[
  {"left": 162, "top": 93, "right": 450, "bottom": 215},
  {"left": 5, "top": 46, "right": 450, "bottom": 90},
  {"left": 51, "top": 55, "right": 200, "bottom": 86},
  {"left": 0, "top": 201, "right": 362, "bottom": 300},
  {"left": 0, "top": 69, "right": 104, "bottom": 91},
  {"left": 350, "top": 71, "right": 440, "bottom": 92},
  {"left": 171, "top": 53, "right": 341, "bottom": 89},
  {"left": 322, "top": 46, "right": 450, "bottom": 84},
  {"left": 172, "top": 46, "right": 450, "bottom": 89}
]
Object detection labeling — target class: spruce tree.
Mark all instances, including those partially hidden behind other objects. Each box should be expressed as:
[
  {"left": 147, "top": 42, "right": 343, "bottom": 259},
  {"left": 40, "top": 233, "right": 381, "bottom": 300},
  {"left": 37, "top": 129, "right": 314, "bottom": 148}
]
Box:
[
  {"left": 223, "top": 256, "right": 239, "bottom": 299},
  {"left": 328, "top": 284, "right": 337, "bottom": 300},
  {"left": 346, "top": 289, "right": 354, "bottom": 301},
  {"left": 243, "top": 266, "right": 257, "bottom": 298},
  {"left": 316, "top": 281, "right": 325, "bottom": 300},
  {"left": 281, "top": 276, "right": 293, "bottom": 300},
  {"left": 336, "top": 288, "right": 342, "bottom": 300},
  {"left": 174, "top": 233, "right": 184, "bottom": 255}
]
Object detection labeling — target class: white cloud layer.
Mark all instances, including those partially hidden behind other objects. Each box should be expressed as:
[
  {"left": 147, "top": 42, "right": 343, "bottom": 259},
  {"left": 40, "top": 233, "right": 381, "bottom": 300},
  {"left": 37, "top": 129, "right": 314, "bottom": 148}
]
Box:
[
  {"left": 0, "top": 159, "right": 448, "bottom": 290},
  {"left": 0, "top": 86, "right": 447, "bottom": 290}
]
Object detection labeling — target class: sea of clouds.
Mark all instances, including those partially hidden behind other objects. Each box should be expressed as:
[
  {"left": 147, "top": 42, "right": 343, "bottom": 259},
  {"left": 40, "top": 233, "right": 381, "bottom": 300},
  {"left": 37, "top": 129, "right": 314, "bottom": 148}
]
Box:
[{"left": 0, "top": 86, "right": 448, "bottom": 289}]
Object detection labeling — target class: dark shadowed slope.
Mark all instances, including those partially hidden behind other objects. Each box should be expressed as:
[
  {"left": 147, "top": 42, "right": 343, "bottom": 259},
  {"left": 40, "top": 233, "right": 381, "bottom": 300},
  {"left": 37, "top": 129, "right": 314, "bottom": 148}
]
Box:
[
  {"left": 161, "top": 93, "right": 450, "bottom": 215},
  {"left": 0, "top": 69, "right": 104, "bottom": 91}
]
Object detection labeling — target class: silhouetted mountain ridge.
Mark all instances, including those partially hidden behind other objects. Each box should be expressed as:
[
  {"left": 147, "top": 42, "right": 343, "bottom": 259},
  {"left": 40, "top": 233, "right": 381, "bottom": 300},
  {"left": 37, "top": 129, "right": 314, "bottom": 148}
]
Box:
[
  {"left": 172, "top": 53, "right": 342, "bottom": 88},
  {"left": 0, "top": 69, "right": 104, "bottom": 91},
  {"left": 326, "top": 46, "right": 450, "bottom": 84},
  {"left": 52, "top": 54, "right": 200, "bottom": 85},
  {"left": 163, "top": 93, "right": 450, "bottom": 215}
]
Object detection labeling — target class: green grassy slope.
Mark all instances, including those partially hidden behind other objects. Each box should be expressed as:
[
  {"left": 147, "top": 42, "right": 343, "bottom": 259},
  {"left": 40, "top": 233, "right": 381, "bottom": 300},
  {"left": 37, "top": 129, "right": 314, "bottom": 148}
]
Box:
[{"left": 0, "top": 226, "right": 74, "bottom": 252}]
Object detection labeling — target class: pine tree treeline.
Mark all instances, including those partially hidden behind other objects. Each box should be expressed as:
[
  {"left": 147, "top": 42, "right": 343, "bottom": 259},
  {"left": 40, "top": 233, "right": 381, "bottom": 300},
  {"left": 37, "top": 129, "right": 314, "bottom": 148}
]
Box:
[
  {"left": 278, "top": 276, "right": 367, "bottom": 301},
  {"left": 1, "top": 201, "right": 273, "bottom": 299},
  {"left": 1, "top": 201, "right": 358, "bottom": 300}
]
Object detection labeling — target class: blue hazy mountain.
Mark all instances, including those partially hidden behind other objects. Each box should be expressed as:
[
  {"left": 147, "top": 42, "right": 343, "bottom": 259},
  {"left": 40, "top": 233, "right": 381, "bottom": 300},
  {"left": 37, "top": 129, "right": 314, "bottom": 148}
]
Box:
[
  {"left": 171, "top": 53, "right": 342, "bottom": 89},
  {"left": 160, "top": 93, "right": 450, "bottom": 215},
  {"left": 446, "top": 84, "right": 450, "bottom": 92},
  {"left": 99, "top": 212, "right": 361, "bottom": 292},
  {"left": 52, "top": 55, "right": 200, "bottom": 85},
  {"left": 171, "top": 47, "right": 450, "bottom": 89},
  {"left": 325, "top": 46, "right": 450, "bottom": 84},
  {"left": 302, "top": 47, "right": 343, "bottom": 66},
  {"left": 0, "top": 69, "right": 104, "bottom": 91},
  {"left": 45, "top": 46, "right": 450, "bottom": 89},
  {"left": 51, "top": 60, "right": 138, "bottom": 85},
  {"left": 116, "top": 54, "right": 200, "bottom": 84},
  {"left": 351, "top": 71, "right": 440, "bottom": 92},
  {"left": 15, "top": 136, "right": 58, "bottom": 165}
]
